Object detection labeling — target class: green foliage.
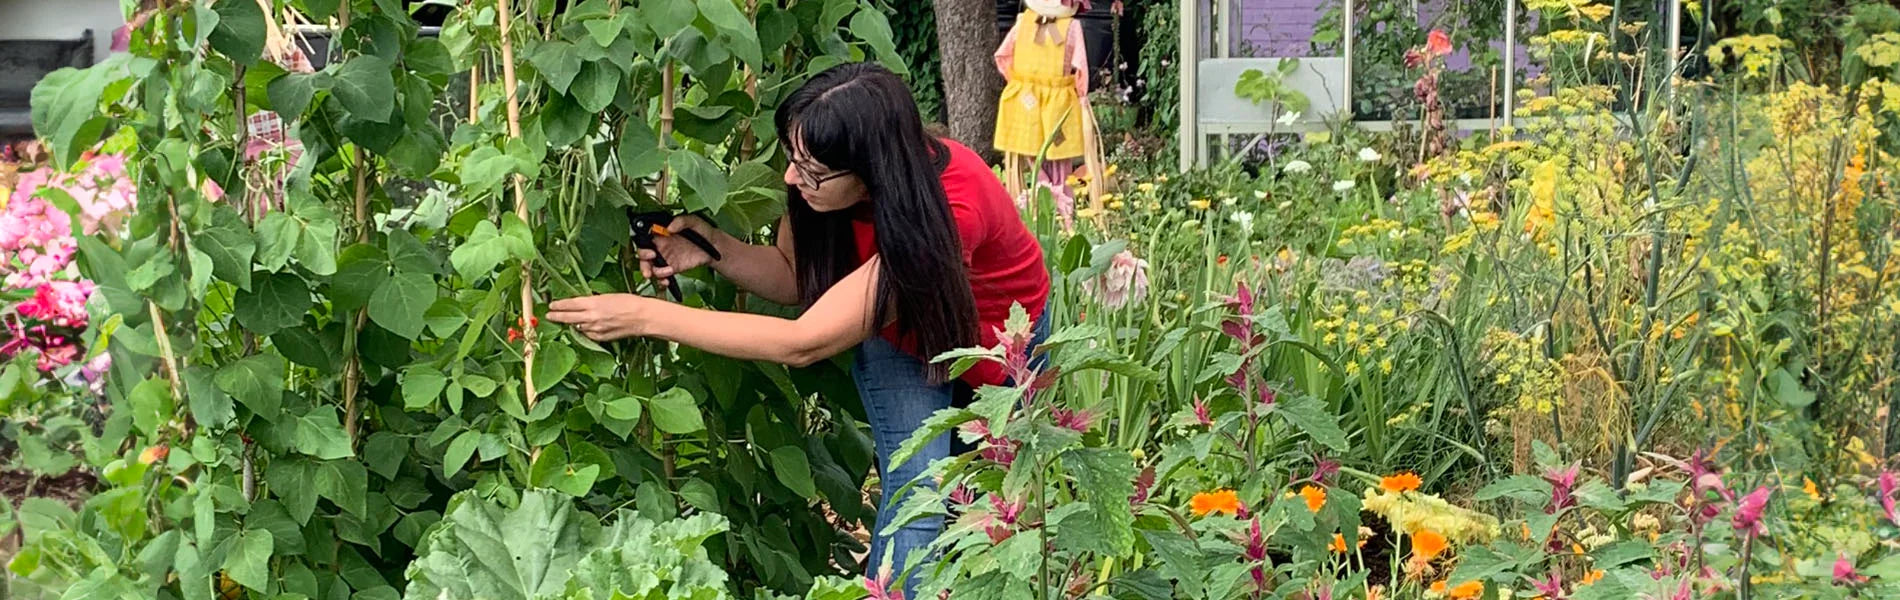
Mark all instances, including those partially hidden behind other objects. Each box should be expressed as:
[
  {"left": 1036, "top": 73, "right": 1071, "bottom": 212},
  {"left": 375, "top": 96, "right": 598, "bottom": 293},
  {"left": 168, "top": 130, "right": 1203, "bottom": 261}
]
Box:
[
  {"left": 1234, "top": 60, "right": 1311, "bottom": 118},
  {"left": 883, "top": 1, "right": 944, "bottom": 123}
]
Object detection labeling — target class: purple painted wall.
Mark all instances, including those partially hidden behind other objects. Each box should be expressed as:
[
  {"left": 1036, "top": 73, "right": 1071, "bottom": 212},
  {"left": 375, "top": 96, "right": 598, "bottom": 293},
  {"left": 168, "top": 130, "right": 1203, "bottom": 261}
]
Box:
[{"left": 1214, "top": 0, "right": 1533, "bottom": 73}]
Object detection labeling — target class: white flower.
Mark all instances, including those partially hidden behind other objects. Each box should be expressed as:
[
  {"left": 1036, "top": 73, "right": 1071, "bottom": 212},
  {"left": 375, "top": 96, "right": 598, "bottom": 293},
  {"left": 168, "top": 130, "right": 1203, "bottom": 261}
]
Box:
[
  {"left": 1253, "top": 189, "right": 1268, "bottom": 199},
  {"left": 1284, "top": 160, "right": 1313, "bottom": 174},
  {"left": 1333, "top": 180, "right": 1356, "bottom": 193},
  {"left": 1277, "top": 110, "right": 1302, "bottom": 126},
  {"left": 1358, "top": 147, "right": 1382, "bottom": 162},
  {"left": 1221, "top": 197, "right": 1238, "bottom": 207},
  {"left": 1230, "top": 210, "right": 1255, "bottom": 235},
  {"left": 1277, "top": 200, "right": 1293, "bottom": 210}
]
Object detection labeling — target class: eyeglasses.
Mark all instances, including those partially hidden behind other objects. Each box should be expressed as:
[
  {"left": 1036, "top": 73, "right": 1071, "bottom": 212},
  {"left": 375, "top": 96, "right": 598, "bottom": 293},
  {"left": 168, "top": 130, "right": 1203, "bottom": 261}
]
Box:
[{"left": 793, "top": 158, "right": 851, "bottom": 191}]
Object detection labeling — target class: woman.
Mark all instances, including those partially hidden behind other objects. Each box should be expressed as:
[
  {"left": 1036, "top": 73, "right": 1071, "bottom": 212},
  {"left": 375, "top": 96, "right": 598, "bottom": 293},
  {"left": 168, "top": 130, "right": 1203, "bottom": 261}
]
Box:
[{"left": 547, "top": 62, "right": 1052, "bottom": 580}]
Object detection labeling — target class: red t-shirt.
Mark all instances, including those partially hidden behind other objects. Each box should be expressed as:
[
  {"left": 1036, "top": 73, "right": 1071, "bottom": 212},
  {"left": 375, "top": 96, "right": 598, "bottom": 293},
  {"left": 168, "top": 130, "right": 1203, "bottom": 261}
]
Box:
[{"left": 850, "top": 138, "right": 1050, "bottom": 386}]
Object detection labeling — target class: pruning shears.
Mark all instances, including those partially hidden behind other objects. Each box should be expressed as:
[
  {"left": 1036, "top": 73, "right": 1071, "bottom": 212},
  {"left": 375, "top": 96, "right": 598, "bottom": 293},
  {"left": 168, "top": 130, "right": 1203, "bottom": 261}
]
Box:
[{"left": 628, "top": 209, "right": 722, "bottom": 302}]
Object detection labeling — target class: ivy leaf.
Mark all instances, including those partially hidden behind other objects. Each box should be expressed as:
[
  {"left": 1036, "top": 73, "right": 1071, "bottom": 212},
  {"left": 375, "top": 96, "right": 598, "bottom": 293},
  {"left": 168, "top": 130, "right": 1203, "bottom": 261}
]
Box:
[
  {"left": 234, "top": 272, "right": 312, "bottom": 338},
  {"left": 221, "top": 529, "right": 273, "bottom": 591},
  {"left": 291, "top": 407, "right": 354, "bottom": 460},
  {"left": 1274, "top": 394, "right": 1349, "bottom": 452},
  {"left": 216, "top": 354, "right": 285, "bottom": 421},
  {"left": 369, "top": 273, "right": 434, "bottom": 340},
  {"left": 402, "top": 366, "right": 449, "bottom": 410},
  {"left": 331, "top": 55, "right": 397, "bottom": 123},
  {"left": 647, "top": 388, "right": 704, "bottom": 434},
  {"left": 210, "top": 0, "right": 266, "bottom": 66},
  {"left": 768, "top": 447, "right": 817, "bottom": 499}
]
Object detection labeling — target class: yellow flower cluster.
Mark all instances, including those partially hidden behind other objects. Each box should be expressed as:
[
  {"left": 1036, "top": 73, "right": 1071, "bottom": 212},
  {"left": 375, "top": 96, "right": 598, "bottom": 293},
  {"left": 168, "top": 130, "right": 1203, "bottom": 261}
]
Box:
[
  {"left": 1480, "top": 329, "right": 1565, "bottom": 416},
  {"left": 1361, "top": 487, "right": 1501, "bottom": 544},
  {"left": 1709, "top": 34, "right": 1791, "bottom": 78}
]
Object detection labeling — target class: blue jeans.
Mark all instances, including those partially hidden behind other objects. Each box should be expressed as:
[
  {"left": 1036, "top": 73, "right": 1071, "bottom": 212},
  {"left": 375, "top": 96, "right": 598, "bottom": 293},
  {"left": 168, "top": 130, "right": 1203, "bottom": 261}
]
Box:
[{"left": 852, "top": 315, "right": 1052, "bottom": 590}]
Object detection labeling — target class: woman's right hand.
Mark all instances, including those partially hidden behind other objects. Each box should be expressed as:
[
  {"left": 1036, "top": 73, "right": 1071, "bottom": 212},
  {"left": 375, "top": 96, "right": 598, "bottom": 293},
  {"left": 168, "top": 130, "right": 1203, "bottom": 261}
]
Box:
[{"left": 639, "top": 215, "right": 723, "bottom": 290}]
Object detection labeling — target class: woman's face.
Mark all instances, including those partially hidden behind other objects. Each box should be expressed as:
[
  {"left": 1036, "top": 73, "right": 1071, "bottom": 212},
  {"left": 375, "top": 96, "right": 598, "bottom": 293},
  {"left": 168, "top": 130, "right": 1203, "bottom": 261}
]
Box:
[{"left": 784, "top": 137, "right": 868, "bottom": 212}]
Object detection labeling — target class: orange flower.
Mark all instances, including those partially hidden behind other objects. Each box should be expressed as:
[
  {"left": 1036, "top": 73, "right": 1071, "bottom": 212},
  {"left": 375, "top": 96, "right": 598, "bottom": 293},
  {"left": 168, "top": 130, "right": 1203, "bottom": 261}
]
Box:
[
  {"left": 1367, "top": 586, "right": 1385, "bottom": 600},
  {"left": 1381, "top": 471, "right": 1423, "bottom": 493},
  {"left": 1412, "top": 529, "right": 1449, "bottom": 561},
  {"left": 138, "top": 444, "right": 169, "bottom": 465},
  {"left": 1330, "top": 533, "right": 1348, "bottom": 554},
  {"left": 1448, "top": 580, "right": 1483, "bottom": 599},
  {"left": 1429, "top": 581, "right": 1448, "bottom": 594},
  {"left": 1300, "top": 485, "right": 1327, "bottom": 513},
  {"left": 1190, "top": 489, "right": 1242, "bottom": 517},
  {"left": 1580, "top": 569, "right": 1605, "bottom": 585},
  {"left": 1803, "top": 477, "right": 1820, "bottom": 501}
]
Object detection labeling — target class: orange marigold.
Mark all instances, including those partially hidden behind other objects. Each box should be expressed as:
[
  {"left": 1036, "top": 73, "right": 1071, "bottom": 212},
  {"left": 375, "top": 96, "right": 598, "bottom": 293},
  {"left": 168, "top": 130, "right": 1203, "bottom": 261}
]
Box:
[
  {"left": 1381, "top": 471, "right": 1423, "bottom": 493},
  {"left": 1429, "top": 581, "right": 1448, "bottom": 594},
  {"left": 1448, "top": 580, "right": 1483, "bottom": 599},
  {"left": 1580, "top": 569, "right": 1605, "bottom": 585},
  {"left": 1412, "top": 529, "right": 1449, "bottom": 561},
  {"left": 1190, "top": 489, "right": 1242, "bottom": 517},
  {"left": 1300, "top": 484, "right": 1327, "bottom": 513},
  {"left": 1330, "top": 533, "right": 1348, "bottom": 554}
]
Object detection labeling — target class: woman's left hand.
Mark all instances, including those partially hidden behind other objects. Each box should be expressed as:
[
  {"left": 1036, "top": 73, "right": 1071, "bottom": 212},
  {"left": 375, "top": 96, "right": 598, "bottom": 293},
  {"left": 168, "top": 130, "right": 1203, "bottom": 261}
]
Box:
[{"left": 546, "top": 294, "right": 656, "bottom": 342}]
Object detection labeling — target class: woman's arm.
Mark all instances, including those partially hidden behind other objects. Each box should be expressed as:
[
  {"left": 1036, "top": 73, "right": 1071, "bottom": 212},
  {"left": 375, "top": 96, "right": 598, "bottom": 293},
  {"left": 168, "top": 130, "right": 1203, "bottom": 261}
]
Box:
[
  {"left": 703, "top": 214, "right": 801, "bottom": 305},
  {"left": 550, "top": 257, "right": 882, "bottom": 368}
]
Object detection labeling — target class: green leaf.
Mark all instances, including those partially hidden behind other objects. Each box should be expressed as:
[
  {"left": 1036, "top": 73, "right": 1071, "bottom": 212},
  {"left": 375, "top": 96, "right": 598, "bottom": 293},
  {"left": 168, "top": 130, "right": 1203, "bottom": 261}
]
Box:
[
  {"left": 183, "top": 366, "right": 234, "bottom": 429},
  {"left": 255, "top": 212, "right": 301, "bottom": 272},
  {"left": 246, "top": 500, "right": 306, "bottom": 557},
  {"left": 234, "top": 272, "right": 312, "bottom": 337},
  {"left": 647, "top": 388, "right": 705, "bottom": 434},
  {"left": 848, "top": 10, "right": 905, "bottom": 76},
  {"left": 29, "top": 65, "right": 116, "bottom": 169},
  {"left": 532, "top": 341, "right": 577, "bottom": 395},
  {"left": 404, "top": 38, "right": 455, "bottom": 76},
  {"left": 553, "top": 465, "right": 599, "bottom": 497},
  {"left": 424, "top": 299, "right": 468, "bottom": 338},
  {"left": 1592, "top": 540, "right": 1653, "bottom": 569},
  {"left": 1274, "top": 394, "right": 1348, "bottom": 451},
  {"left": 315, "top": 460, "right": 368, "bottom": 517},
  {"left": 769, "top": 447, "right": 818, "bottom": 499},
  {"left": 402, "top": 490, "right": 600, "bottom": 600},
  {"left": 443, "top": 431, "right": 480, "bottom": 478},
  {"left": 222, "top": 529, "right": 274, "bottom": 591},
  {"left": 698, "top": 0, "right": 762, "bottom": 67},
  {"left": 669, "top": 152, "right": 728, "bottom": 214},
  {"left": 331, "top": 55, "right": 397, "bottom": 123},
  {"left": 1474, "top": 475, "right": 1550, "bottom": 504},
  {"left": 198, "top": 205, "right": 257, "bottom": 289},
  {"left": 369, "top": 272, "right": 434, "bottom": 340},
  {"left": 639, "top": 0, "right": 698, "bottom": 39},
  {"left": 128, "top": 377, "right": 174, "bottom": 437},
  {"left": 291, "top": 407, "right": 354, "bottom": 459},
  {"left": 273, "top": 324, "right": 341, "bottom": 371},
  {"left": 530, "top": 41, "right": 584, "bottom": 94},
  {"left": 210, "top": 0, "right": 267, "bottom": 65},
  {"left": 679, "top": 478, "right": 720, "bottom": 512},
  {"left": 571, "top": 61, "right": 621, "bottom": 113},
  {"left": 450, "top": 220, "right": 514, "bottom": 280},
  {"left": 363, "top": 432, "right": 406, "bottom": 480},
  {"left": 1446, "top": 543, "right": 1519, "bottom": 584},
  {"left": 266, "top": 72, "right": 331, "bottom": 118},
  {"left": 402, "top": 366, "right": 449, "bottom": 410},
  {"left": 216, "top": 355, "right": 285, "bottom": 421},
  {"left": 1771, "top": 368, "right": 1815, "bottom": 409}
]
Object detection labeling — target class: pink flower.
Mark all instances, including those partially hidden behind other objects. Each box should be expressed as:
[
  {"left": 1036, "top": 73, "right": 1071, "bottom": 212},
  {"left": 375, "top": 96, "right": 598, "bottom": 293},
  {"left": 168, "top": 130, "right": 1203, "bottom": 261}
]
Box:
[
  {"left": 1192, "top": 397, "right": 1212, "bottom": 427},
  {"left": 980, "top": 436, "right": 1018, "bottom": 466},
  {"left": 16, "top": 280, "right": 94, "bottom": 327},
  {"left": 959, "top": 419, "right": 990, "bottom": 439},
  {"left": 864, "top": 560, "right": 905, "bottom": 600},
  {"left": 1303, "top": 456, "right": 1339, "bottom": 484},
  {"left": 1544, "top": 462, "right": 1580, "bottom": 513},
  {"left": 1131, "top": 465, "right": 1156, "bottom": 505},
  {"left": 1050, "top": 407, "right": 1095, "bottom": 433},
  {"left": 1834, "top": 552, "right": 1868, "bottom": 586},
  {"left": 1879, "top": 471, "right": 1898, "bottom": 527},
  {"left": 201, "top": 179, "right": 225, "bottom": 203},
  {"left": 1427, "top": 30, "right": 1453, "bottom": 57},
  {"left": 1531, "top": 571, "right": 1567, "bottom": 600},
  {"left": 1081, "top": 249, "right": 1149, "bottom": 309},
  {"left": 949, "top": 484, "right": 976, "bottom": 507},
  {"left": 1731, "top": 486, "right": 1772, "bottom": 538}
]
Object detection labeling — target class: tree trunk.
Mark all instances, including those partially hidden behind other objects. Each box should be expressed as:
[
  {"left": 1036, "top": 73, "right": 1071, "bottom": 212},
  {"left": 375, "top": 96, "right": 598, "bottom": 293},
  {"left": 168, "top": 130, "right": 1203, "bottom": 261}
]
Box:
[{"left": 933, "top": 0, "right": 1001, "bottom": 161}]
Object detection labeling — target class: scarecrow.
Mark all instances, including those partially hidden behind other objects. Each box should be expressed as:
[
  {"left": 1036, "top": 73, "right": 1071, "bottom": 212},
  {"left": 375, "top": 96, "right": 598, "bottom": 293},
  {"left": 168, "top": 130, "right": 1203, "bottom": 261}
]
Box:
[{"left": 994, "top": 0, "right": 1108, "bottom": 219}]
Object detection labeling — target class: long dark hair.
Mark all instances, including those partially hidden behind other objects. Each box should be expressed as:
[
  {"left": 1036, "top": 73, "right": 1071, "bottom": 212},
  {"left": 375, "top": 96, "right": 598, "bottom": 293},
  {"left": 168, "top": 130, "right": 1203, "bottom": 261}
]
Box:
[{"left": 776, "top": 63, "right": 979, "bottom": 382}]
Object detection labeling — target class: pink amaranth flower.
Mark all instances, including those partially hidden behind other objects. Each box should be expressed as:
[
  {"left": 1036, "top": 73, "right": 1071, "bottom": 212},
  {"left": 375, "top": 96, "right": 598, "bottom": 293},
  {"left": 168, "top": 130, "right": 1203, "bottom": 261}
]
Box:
[
  {"left": 1732, "top": 486, "right": 1771, "bottom": 538},
  {"left": 980, "top": 436, "right": 1018, "bottom": 466},
  {"left": 1530, "top": 571, "right": 1566, "bottom": 600},
  {"left": 1879, "top": 471, "right": 1898, "bottom": 527},
  {"left": 948, "top": 484, "right": 976, "bottom": 507},
  {"left": 1192, "top": 397, "right": 1212, "bottom": 427},
  {"left": 1131, "top": 465, "right": 1156, "bottom": 505},
  {"left": 1544, "top": 462, "right": 1580, "bottom": 513},
  {"left": 1304, "top": 456, "right": 1340, "bottom": 484},
  {"left": 864, "top": 560, "right": 905, "bottom": 600},
  {"left": 1081, "top": 249, "right": 1149, "bottom": 309},
  {"left": 1050, "top": 407, "right": 1095, "bottom": 433},
  {"left": 1834, "top": 552, "right": 1868, "bottom": 586}
]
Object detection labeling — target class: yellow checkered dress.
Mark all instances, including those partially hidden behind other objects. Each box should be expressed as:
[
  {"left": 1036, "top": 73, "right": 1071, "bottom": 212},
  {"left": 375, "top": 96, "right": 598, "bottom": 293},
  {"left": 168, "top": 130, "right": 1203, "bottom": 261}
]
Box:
[{"left": 994, "top": 12, "right": 1085, "bottom": 160}]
